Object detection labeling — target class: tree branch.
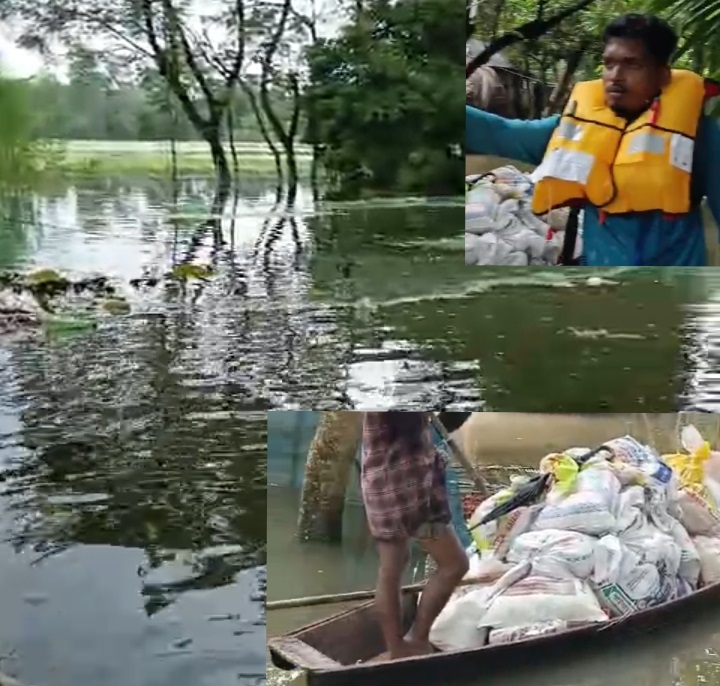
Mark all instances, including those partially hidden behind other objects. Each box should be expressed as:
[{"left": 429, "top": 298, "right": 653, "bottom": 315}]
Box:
[
  {"left": 259, "top": 0, "right": 292, "bottom": 144},
  {"left": 141, "top": 0, "right": 209, "bottom": 134},
  {"left": 159, "top": 0, "right": 218, "bottom": 109},
  {"left": 229, "top": 0, "right": 245, "bottom": 89},
  {"left": 466, "top": 0, "right": 598, "bottom": 78}
]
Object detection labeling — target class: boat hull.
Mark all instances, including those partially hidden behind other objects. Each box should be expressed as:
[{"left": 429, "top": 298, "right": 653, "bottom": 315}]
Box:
[{"left": 268, "top": 580, "right": 720, "bottom": 686}]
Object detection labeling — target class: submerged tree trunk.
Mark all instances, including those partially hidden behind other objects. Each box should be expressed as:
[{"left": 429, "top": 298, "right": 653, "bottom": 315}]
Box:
[
  {"left": 241, "top": 80, "right": 284, "bottom": 193},
  {"left": 205, "top": 123, "right": 231, "bottom": 193},
  {"left": 309, "top": 147, "right": 320, "bottom": 203},
  {"left": 297, "top": 412, "right": 363, "bottom": 542},
  {"left": 286, "top": 143, "right": 299, "bottom": 206},
  {"left": 259, "top": 70, "right": 301, "bottom": 206},
  {"left": 227, "top": 104, "right": 240, "bottom": 183}
]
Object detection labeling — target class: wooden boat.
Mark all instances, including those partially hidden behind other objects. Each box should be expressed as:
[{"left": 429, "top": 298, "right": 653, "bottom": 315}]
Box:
[{"left": 268, "top": 579, "right": 720, "bottom": 686}]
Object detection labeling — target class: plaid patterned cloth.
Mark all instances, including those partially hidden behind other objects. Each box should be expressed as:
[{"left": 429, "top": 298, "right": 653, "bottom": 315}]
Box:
[{"left": 361, "top": 413, "right": 451, "bottom": 541}]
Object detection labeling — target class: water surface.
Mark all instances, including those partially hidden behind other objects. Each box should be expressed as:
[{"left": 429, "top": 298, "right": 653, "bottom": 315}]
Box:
[
  {"left": 0, "top": 177, "right": 275, "bottom": 686},
  {"left": 3, "top": 177, "right": 720, "bottom": 411},
  {"left": 4, "top": 175, "right": 720, "bottom": 683}
]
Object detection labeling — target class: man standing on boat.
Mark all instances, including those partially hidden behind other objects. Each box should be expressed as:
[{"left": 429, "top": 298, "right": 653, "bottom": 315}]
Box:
[
  {"left": 465, "top": 13, "right": 720, "bottom": 266},
  {"left": 361, "top": 412, "right": 469, "bottom": 659}
]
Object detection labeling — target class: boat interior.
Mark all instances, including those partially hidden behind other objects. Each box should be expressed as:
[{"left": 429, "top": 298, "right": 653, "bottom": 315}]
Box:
[{"left": 272, "top": 594, "right": 421, "bottom": 668}]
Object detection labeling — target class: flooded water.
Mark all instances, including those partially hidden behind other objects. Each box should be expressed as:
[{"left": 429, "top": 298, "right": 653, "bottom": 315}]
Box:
[
  {"left": 0, "top": 177, "right": 274, "bottom": 685},
  {"left": 2, "top": 177, "right": 720, "bottom": 411},
  {"left": 0, "top": 361, "right": 267, "bottom": 686},
  {"left": 267, "top": 413, "right": 720, "bottom": 686}
]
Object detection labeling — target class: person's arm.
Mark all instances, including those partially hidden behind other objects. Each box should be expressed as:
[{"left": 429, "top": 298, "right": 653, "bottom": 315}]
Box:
[
  {"left": 696, "top": 114, "right": 720, "bottom": 243},
  {"left": 465, "top": 105, "right": 558, "bottom": 167}
]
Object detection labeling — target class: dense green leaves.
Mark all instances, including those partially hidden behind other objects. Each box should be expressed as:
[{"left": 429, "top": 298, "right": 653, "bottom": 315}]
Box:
[
  {"left": 0, "top": 76, "right": 45, "bottom": 184},
  {"left": 651, "top": 0, "right": 720, "bottom": 75},
  {"left": 468, "top": 0, "right": 720, "bottom": 116},
  {"left": 306, "top": 0, "right": 465, "bottom": 199}
]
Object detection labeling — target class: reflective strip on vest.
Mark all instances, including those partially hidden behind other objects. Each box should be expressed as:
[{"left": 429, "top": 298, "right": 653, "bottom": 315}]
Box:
[
  {"left": 627, "top": 131, "right": 665, "bottom": 155},
  {"left": 557, "top": 119, "right": 584, "bottom": 141},
  {"left": 530, "top": 148, "right": 594, "bottom": 185},
  {"left": 669, "top": 133, "right": 694, "bottom": 172}
]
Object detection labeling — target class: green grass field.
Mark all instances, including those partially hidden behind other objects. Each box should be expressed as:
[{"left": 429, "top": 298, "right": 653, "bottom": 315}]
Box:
[{"left": 49, "top": 139, "right": 312, "bottom": 177}]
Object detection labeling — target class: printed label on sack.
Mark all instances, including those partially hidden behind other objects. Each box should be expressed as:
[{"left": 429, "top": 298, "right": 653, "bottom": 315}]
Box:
[{"left": 650, "top": 461, "right": 673, "bottom": 484}]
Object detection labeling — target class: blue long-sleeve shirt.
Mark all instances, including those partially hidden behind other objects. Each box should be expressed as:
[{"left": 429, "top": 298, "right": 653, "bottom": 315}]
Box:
[{"left": 466, "top": 105, "right": 720, "bottom": 266}]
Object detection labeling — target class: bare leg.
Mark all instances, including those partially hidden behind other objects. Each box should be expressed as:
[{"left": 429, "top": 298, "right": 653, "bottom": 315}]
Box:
[
  {"left": 375, "top": 539, "right": 410, "bottom": 657},
  {"left": 409, "top": 525, "right": 469, "bottom": 647},
  {"left": 374, "top": 539, "right": 434, "bottom": 660}
]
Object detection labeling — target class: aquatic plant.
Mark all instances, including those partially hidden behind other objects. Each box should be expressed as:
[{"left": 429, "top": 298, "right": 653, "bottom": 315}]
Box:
[{"left": 0, "top": 265, "right": 220, "bottom": 335}]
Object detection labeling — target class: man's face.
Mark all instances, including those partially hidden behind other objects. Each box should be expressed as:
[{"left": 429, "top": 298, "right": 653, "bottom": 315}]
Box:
[{"left": 601, "top": 38, "right": 670, "bottom": 117}]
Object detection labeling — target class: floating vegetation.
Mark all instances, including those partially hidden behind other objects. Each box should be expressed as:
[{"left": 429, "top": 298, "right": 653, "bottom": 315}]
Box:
[
  {"left": 170, "top": 263, "right": 213, "bottom": 281},
  {"left": 0, "top": 265, "right": 217, "bottom": 336}
]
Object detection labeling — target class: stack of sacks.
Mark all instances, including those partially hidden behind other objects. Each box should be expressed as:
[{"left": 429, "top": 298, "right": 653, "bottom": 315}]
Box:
[
  {"left": 430, "top": 427, "right": 720, "bottom": 652},
  {"left": 519, "top": 446, "right": 680, "bottom": 618},
  {"left": 533, "top": 451, "right": 621, "bottom": 536},
  {"left": 595, "top": 436, "right": 694, "bottom": 610},
  {"left": 477, "top": 528, "right": 608, "bottom": 645},
  {"left": 465, "top": 166, "right": 582, "bottom": 266}
]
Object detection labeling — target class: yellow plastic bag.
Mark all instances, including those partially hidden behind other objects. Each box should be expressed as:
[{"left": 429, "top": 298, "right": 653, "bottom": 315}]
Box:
[
  {"left": 540, "top": 453, "right": 579, "bottom": 485},
  {"left": 663, "top": 425, "right": 720, "bottom": 535},
  {"left": 540, "top": 453, "right": 580, "bottom": 503},
  {"left": 663, "top": 437, "right": 714, "bottom": 506}
]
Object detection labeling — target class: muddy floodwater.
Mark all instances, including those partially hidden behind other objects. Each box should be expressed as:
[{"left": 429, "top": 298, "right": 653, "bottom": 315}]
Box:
[{"left": 267, "top": 413, "right": 720, "bottom": 686}]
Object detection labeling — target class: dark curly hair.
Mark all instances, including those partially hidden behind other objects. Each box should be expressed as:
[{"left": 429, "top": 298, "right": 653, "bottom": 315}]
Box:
[{"left": 603, "top": 13, "right": 678, "bottom": 65}]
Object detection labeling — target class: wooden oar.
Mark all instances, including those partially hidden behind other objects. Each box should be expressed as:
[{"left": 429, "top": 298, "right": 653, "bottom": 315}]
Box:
[
  {"left": 431, "top": 414, "right": 490, "bottom": 498},
  {"left": 266, "top": 569, "right": 505, "bottom": 611}
]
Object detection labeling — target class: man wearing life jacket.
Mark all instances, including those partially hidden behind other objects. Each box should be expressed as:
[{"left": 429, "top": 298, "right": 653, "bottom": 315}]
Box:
[{"left": 466, "top": 13, "right": 720, "bottom": 266}]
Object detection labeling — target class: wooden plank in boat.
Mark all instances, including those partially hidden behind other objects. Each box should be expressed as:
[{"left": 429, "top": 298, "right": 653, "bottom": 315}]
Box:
[
  {"left": 287, "top": 595, "right": 414, "bottom": 666},
  {"left": 271, "top": 637, "right": 342, "bottom": 671}
]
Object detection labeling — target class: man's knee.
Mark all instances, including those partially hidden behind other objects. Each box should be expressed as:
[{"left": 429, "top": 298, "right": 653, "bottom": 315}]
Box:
[{"left": 377, "top": 539, "right": 410, "bottom": 576}]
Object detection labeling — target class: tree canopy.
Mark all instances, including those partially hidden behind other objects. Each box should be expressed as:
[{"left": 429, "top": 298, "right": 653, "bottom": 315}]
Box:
[
  {"left": 467, "top": 0, "right": 720, "bottom": 118},
  {"left": 305, "top": 0, "right": 465, "bottom": 199}
]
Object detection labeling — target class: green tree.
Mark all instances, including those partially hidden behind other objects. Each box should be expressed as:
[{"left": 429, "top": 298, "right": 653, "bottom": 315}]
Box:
[
  {"left": 0, "top": 76, "right": 41, "bottom": 184},
  {"left": 0, "top": 0, "right": 260, "bottom": 189},
  {"left": 306, "top": 0, "right": 465, "bottom": 199},
  {"left": 650, "top": 0, "right": 720, "bottom": 76}
]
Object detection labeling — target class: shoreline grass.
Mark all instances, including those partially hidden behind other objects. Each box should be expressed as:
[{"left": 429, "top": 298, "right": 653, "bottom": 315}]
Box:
[{"left": 41, "top": 139, "right": 312, "bottom": 178}]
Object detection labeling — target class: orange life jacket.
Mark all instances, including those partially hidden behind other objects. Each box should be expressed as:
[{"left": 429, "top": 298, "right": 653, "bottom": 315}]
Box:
[{"left": 531, "top": 69, "right": 706, "bottom": 216}]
